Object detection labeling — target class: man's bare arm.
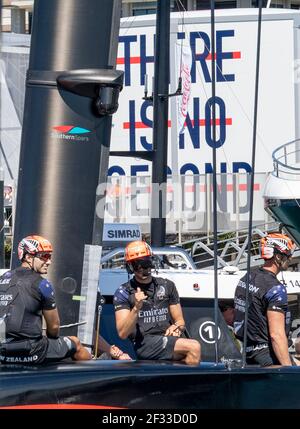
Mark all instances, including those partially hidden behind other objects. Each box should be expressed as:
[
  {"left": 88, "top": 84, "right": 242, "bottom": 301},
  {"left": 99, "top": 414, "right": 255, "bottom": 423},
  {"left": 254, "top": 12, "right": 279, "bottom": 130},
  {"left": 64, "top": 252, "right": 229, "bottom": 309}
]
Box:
[
  {"left": 115, "top": 308, "right": 139, "bottom": 339},
  {"left": 43, "top": 308, "right": 60, "bottom": 338},
  {"left": 115, "top": 287, "right": 147, "bottom": 339},
  {"left": 165, "top": 303, "right": 186, "bottom": 336},
  {"left": 267, "top": 310, "right": 292, "bottom": 366}
]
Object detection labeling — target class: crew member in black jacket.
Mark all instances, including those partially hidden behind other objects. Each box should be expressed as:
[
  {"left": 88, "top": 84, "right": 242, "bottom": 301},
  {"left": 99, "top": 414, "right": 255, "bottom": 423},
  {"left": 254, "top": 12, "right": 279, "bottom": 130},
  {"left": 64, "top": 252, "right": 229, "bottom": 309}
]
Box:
[
  {"left": 113, "top": 241, "right": 200, "bottom": 365},
  {"left": 0, "top": 235, "right": 91, "bottom": 364},
  {"left": 234, "top": 232, "right": 299, "bottom": 367}
]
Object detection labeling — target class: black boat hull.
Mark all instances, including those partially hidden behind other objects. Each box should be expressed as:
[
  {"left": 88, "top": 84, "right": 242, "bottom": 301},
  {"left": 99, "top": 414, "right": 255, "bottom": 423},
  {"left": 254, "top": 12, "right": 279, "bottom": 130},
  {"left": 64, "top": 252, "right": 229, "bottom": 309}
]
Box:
[{"left": 1, "top": 360, "right": 300, "bottom": 409}]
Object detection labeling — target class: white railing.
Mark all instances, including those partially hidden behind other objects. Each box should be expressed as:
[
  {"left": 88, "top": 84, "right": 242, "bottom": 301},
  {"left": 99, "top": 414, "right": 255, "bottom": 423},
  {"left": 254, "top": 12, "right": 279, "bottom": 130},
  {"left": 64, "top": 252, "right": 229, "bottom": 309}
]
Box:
[{"left": 272, "top": 139, "right": 300, "bottom": 180}]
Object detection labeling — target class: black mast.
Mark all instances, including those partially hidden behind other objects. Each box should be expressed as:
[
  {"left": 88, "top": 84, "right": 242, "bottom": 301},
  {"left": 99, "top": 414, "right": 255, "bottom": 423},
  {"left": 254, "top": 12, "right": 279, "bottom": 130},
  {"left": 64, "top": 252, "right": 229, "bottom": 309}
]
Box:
[
  {"left": 150, "top": 0, "right": 171, "bottom": 247},
  {"left": 11, "top": 0, "right": 123, "bottom": 331}
]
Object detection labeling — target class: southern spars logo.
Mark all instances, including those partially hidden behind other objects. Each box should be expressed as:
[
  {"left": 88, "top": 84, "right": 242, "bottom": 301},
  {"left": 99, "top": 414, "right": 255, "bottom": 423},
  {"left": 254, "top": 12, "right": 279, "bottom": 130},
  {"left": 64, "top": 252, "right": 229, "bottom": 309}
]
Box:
[{"left": 51, "top": 125, "right": 91, "bottom": 142}]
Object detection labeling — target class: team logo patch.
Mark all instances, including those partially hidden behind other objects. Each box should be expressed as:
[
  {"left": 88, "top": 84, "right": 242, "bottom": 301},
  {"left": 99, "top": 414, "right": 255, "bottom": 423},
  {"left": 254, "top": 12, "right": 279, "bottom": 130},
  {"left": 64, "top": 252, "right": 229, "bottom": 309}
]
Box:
[{"left": 156, "top": 286, "right": 166, "bottom": 300}]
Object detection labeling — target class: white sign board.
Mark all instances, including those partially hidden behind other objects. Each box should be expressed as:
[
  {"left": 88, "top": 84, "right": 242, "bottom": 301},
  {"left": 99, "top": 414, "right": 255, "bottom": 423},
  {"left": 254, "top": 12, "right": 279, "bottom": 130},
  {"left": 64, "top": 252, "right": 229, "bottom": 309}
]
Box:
[{"left": 103, "top": 223, "right": 142, "bottom": 242}]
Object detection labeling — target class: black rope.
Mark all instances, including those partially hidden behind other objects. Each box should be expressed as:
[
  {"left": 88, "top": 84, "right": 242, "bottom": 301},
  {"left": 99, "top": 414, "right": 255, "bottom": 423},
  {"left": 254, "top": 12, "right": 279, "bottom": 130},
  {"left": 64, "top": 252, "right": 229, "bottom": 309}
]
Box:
[
  {"left": 210, "top": 0, "right": 219, "bottom": 364},
  {"left": 242, "top": 0, "right": 263, "bottom": 368}
]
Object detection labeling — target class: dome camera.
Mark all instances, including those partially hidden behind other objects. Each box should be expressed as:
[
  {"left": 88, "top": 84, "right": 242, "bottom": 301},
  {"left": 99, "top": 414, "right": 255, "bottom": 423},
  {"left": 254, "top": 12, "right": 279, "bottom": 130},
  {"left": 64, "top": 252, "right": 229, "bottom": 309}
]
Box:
[
  {"left": 57, "top": 68, "right": 124, "bottom": 117},
  {"left": 95, "top": 85, "right": 120, "bottom": 116}
]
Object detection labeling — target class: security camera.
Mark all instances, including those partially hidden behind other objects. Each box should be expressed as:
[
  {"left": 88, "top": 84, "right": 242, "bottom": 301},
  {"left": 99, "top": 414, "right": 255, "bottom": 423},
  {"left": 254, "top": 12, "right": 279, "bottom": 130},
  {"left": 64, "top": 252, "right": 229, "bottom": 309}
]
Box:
[
  {"left": 93, "top": 70, "right": 124, "bottom": 116},
  {"left": 57, "top": 68, "right": 124, "bottom": 117},
  {"left": 95, "top": 86, "right": 120, "bottom": 116}
]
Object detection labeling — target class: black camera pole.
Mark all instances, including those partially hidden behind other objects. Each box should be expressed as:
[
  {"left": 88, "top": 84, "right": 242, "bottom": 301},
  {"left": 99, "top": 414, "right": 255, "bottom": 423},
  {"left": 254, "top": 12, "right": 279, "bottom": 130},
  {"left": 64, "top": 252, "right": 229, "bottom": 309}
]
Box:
[
  {"left": 150, "top": 0, "right": 171, "bottom": 247},
  {"left": 109, "top": 1, "right": 177, "bottom": 248},
  {"left": 11, "top": 0, "right": 123, "bottom": 332}
]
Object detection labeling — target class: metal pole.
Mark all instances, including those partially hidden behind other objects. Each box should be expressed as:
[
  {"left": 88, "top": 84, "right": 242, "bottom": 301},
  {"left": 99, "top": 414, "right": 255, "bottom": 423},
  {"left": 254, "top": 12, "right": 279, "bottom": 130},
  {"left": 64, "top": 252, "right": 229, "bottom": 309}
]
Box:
[
  {"left": 235, "top": 173, "right": 240, "bottom": 245},
  {"left": 0, "top": 167, "right": 4, "bottom": 268},
  {"left": 210, "top": 0, "right": 219, "bottom": 364},
  {"left": 0, "top": 1, "right": 4, "bottom": 269},
  {"left": 169, "top": 19, "right": 181, "bottom": 245},
  {"left": 243, "top": 0, "right": 263, "bottom": 367},
  {"left": 206, "top": 173, "right": 211, "bottom": 241},
  {"left": 150, "top": 0, "right": 171, "bottom": 247}
]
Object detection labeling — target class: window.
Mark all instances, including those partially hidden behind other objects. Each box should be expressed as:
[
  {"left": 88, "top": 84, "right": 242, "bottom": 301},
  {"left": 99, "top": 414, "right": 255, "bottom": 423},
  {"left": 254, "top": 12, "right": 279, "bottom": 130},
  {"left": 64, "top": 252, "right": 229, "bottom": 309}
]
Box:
[
  {"left": 215, "top": 1, "right": 237, "bottom": 8},
  {"left": 133, "top": 8, "right": 156, "bottom": 15},
  {"left": 196, "top": 0, "right": 237, "bottom": 9},
  {"left": 252, "top": 1, "right": 268, "bottom": 6},
  {"left": 28, "top": 11, "right": 33, "bottom": 34},
  {"left": 132, "top": 1, "right": 157, "bottom": 16},
  {"left": 196, "top": 0, "right": 211, "bottom": 8},
  {"left": 132, "top": 0, "right": 188, "bottom": 15}
]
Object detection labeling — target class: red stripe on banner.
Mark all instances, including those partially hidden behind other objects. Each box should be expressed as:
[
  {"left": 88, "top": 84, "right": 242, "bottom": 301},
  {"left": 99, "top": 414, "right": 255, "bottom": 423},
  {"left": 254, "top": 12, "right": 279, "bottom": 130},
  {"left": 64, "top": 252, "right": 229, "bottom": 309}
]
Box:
[
  {"left": 166, "top": 184, "right": 260, "bottom": 193},
  {"left": 212, "top": 184, "right": 260, "bottom": 192},
  {"left": 117, "top": 57, "right": 141, "bottom": 64},
  {"left": 107, "top": 183, "right": 260, "bottom": 195},
  {"left": 232, "top": 51, "right": 241, "bottom": 59},
  {"left": 184, "top": 184, "right": 211, "bottom": 192},
  {"left": 240, "top": 183, "right": 260, "bottom": 191},
  {"left": 123, "top": 119, "right": 232, "bottom": 129},
  {"left": 0, "top": 404, "right": 124, "bottom": 410},
  {"left": 195, "top": 118, "right": 232, "bottom": 126},
  {"left": 123, "top": 121, "right": 172, "bottom": 129},
  {"left": 117, "top": 53, "right": 240, "bottom": 65},
  {"left": 206, "top": 51, "right": 241, "bottom": 60}
]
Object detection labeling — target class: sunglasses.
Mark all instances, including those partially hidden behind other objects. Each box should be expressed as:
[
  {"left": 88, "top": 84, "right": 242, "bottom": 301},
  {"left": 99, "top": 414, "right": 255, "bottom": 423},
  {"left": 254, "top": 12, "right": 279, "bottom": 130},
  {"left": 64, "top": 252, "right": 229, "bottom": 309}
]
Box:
[
  {"left": 133, "top": 258, "right": 153, "bottom": 270},
  {"left": 36, "top": 252, "right": 52, "bottom": 262}
]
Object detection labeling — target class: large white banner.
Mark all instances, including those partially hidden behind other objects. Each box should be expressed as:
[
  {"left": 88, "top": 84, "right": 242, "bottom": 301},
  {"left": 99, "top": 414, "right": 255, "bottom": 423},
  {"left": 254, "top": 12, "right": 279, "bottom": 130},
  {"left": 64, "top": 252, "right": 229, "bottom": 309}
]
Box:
[{"left": 109, "top": 11, "right": 296, "bottom": 178}]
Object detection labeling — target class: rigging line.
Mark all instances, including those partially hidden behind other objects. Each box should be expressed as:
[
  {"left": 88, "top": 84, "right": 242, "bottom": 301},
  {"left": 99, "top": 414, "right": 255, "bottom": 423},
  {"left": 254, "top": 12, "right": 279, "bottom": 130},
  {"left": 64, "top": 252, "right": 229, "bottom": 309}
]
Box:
[
  {"left": 0, "top": 140, "right": 14, "bottom": 181},
  {"left": 174, "top": 3, "right": 234, "bottom": 238},
  {"left": 0, "top": 210, "right": 13, "bottom": 237},
  {"left": 242, "top": 0, "right": 263, "bottom": 369},
  {"left": 172, "top": 0, "right": 231, "bottom": 180},
  {"left": 120, "top": 14, "right": 138, "bottom": 36},
  {"left": 210, "top": 0, "right": 219, "bottom": 365},
  {"left": 172, "top": 35, "right": 231, "bottom": 174},
  {"left": 174, "top": 3, "right": 231, "bottom": 171},
  {"left": 0, "top": 131, "right": 22, "bottom": 175}
]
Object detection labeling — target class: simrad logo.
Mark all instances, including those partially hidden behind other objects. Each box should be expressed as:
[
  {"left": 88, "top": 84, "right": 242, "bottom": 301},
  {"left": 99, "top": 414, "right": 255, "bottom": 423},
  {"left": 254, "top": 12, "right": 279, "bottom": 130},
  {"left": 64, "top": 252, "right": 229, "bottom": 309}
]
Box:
[{"left": 51, "top": 125, "right": 91, "bottom": 142}]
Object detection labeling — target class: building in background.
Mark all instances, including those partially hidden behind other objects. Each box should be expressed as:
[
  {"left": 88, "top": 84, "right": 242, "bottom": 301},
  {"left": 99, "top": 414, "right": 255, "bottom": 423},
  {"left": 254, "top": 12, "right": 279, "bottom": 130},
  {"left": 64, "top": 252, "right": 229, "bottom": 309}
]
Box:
[
  {"left": 2, "top": 0, "right": 300, "bottom": 33},
  {"left": 2, "top": 0, "right": 33, "bottom": 32}
]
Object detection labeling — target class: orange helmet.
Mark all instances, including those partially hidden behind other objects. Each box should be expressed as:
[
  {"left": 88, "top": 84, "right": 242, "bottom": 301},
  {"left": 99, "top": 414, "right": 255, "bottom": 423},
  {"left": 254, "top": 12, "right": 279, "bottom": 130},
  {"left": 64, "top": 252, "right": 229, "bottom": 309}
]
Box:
[
  {"left": 260, "top": 233, "right": 295, "bottom": 260},
  {"left": 18, "top": 235, "right": 53, "bottom": 260},
  {"left": 125, "top": 241, "right": 152, "bottom": 262}
]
